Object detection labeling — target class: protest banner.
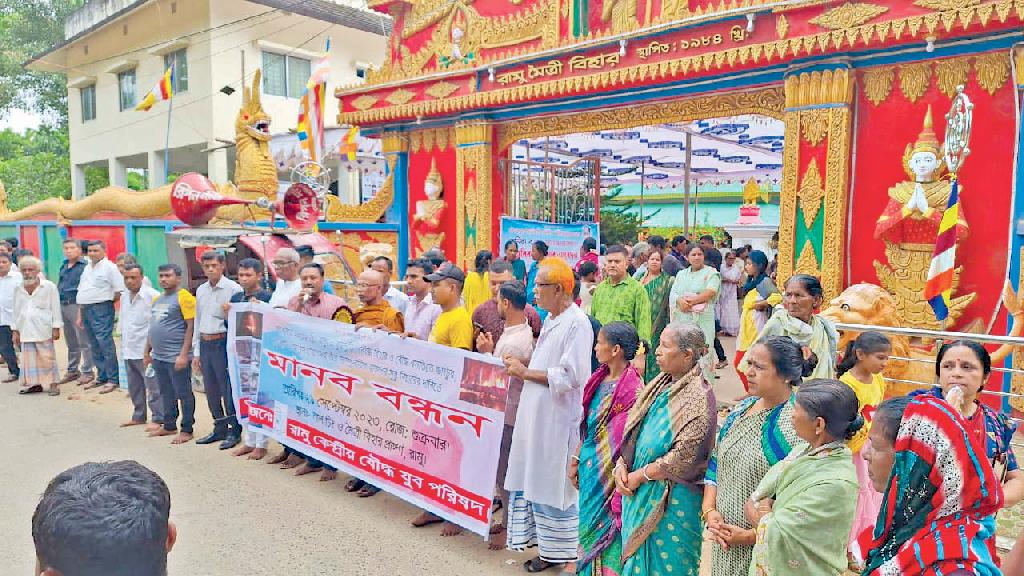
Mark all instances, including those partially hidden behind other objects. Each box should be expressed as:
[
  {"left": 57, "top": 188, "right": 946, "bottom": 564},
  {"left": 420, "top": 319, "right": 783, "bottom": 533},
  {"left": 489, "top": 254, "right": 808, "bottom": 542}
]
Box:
[
  {"left": 499, "top": 217, "right": 599, "bottom": 269},
  {"left": 228, "top": 302, "right": 510, "bottom": 537}
]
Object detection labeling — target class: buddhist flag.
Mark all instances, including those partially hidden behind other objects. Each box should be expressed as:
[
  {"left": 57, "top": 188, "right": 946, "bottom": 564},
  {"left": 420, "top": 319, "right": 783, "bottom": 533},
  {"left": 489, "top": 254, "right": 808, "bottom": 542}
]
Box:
[
  {"left": 136, "top": 66, "right": 174, "bottom": 112},
  {"left": 923, "top": 178, "right": 960, "bottom": 322},
  {"left": 341, "top": 126, "right": 359, "bottom": 162},
  {"left": 296, "top": 40, "right": 330, "bottom": 163}
]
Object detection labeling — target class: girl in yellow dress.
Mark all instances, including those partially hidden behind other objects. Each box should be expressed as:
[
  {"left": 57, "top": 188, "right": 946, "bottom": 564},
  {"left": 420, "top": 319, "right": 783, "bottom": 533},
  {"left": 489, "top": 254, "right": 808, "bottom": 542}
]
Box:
[{"left": 835, "top": 331, "right": 891, "bottom": 569}]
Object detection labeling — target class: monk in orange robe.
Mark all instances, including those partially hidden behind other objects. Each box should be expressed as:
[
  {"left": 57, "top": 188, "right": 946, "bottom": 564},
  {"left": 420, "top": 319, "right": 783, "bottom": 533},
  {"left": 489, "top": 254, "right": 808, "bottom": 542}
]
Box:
[{"left": 352, "top": 270, "right": 405, "bottom": 333}]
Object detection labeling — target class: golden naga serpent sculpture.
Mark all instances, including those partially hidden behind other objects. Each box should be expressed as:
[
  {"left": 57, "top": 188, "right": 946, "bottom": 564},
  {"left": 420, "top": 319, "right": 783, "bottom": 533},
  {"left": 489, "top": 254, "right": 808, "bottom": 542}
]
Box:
[{"left": 0, "top": 69, "right": 392, "bottom": 225}]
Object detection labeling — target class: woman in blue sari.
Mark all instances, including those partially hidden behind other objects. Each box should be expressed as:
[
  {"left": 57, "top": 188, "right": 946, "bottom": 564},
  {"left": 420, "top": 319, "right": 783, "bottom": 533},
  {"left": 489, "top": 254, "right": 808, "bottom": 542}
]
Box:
[
  {"left": 612, "top": 321, "right": 717, "bottom": 575},
  {"left": 572, "top": 322, "right": 644, "bottom": 576}
]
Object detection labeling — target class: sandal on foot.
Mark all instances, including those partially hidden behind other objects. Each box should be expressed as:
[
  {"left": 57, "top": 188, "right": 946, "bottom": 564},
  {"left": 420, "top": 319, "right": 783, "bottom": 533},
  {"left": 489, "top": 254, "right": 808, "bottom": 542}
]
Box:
[
  {"left": 523, "top": 558, "right": 561, "bottom": 573},
  {"left": 19, "top": 385, "right": 43, "bottom": 395},
  {"left": 344, "top": 478, "right": 365, "bottom": 492}
]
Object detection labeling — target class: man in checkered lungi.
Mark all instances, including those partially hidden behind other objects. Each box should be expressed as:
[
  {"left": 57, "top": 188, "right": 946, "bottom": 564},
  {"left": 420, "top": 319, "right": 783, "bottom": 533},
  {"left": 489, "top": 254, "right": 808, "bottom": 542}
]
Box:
[{"left": 12, "top": 257, "right": 63, "bottom": 395}]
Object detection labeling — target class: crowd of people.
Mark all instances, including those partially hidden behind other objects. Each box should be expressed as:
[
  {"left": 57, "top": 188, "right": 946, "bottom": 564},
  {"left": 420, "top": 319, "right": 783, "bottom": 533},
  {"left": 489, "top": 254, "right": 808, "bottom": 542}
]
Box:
[{"left": 7, "top": 233, "right": 1023, "bottom": 576}]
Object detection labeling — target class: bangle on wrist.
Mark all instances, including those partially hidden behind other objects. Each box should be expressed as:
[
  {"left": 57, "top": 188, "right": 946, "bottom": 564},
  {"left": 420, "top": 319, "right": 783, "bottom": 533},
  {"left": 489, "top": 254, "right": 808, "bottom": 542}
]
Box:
[
  {"left": 570, "top": 455, "right": 580, "bottom": 462},
  {"left": 642, "top": 464, "right": 653, "bottom": 482},
  {"left": 700, "top": 507, "right": 716, "bottom": 522}
]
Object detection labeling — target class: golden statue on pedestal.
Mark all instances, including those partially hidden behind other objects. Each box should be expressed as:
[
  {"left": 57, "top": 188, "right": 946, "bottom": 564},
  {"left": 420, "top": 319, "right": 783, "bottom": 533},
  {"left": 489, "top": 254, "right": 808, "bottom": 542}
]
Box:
[
  {"left": 412, "top": 158, "right": 446, "bottom": 256},
  {"left": 873, "top": 106, "right": 974, "bottom": 329}
]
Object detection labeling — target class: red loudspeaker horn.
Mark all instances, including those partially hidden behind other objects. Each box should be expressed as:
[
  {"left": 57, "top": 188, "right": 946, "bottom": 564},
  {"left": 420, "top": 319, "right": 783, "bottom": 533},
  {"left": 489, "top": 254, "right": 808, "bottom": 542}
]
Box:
[
  {"left": 170, "top": 173, "right": 251, "bottom": 226},
  {"left": 171, "top": 172, "right": 322, "bottom": 230},
  {"left": 278, "top": 182, "right": 320, "bottom": 230}
]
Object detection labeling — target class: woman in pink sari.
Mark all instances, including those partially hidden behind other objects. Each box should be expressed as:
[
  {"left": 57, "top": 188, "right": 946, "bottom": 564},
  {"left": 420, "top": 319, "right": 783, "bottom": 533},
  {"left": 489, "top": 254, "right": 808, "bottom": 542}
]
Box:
[{"left": 571, "top": 321, "right": 644, "bottom": 576}]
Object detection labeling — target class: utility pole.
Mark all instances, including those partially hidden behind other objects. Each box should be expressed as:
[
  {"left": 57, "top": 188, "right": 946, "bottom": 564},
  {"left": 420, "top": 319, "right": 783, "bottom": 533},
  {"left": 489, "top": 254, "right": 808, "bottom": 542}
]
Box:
[{"left": 683, "top": 132, "right": 692, "bottom": 235}]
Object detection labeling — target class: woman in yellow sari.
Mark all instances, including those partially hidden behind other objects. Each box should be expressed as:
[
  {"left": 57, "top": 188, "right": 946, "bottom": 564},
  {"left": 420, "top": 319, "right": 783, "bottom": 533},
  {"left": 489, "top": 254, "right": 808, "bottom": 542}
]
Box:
[{"left": 734, "top": 250, "right": 780, "bottom": 392}]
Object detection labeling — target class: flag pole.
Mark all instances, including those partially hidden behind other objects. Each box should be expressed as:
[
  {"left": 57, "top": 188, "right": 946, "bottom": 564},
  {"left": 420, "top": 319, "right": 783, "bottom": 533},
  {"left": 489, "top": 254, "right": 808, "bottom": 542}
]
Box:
[{"left": 163, "top": 66, "right": 174, "bottom": 185}]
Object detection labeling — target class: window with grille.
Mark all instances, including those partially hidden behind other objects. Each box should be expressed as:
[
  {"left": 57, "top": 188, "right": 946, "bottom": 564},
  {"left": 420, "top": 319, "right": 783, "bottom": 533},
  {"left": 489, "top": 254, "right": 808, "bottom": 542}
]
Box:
[
  {"left": 262, "top": 51, "right": 311, "bottom": 98},
  {"left": 118, "top": 69, "right": 136, "bottom": 110},
  {"left": 163, "top": 48, "right": 188, "bottom": 93},
  {"left": 81, "top": 85, "right": 96, "bottom": 122}
]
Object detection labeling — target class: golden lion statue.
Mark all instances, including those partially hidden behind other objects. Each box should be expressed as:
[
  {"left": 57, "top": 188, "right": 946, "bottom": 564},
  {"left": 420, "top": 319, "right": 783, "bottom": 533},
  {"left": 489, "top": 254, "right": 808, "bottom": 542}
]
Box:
[{"left": 820, "top": 282, "right": 1023, "bottom": 397}]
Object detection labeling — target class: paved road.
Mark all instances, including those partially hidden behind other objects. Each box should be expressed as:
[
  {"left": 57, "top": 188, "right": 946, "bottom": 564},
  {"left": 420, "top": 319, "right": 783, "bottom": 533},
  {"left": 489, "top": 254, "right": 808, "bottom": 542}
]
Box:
[{"left": 2, "top": 340, "right": 743, "bottom": 575}]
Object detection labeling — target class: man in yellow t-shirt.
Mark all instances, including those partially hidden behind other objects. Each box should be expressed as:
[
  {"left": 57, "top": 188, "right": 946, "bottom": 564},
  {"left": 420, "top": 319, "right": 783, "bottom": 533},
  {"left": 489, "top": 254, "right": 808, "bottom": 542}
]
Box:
[
  {"left": 411, "top": 265, "right": 473, "bottom": 535},
  {"left": 426, "top": 266, "right": 473, "bottom": 350}
]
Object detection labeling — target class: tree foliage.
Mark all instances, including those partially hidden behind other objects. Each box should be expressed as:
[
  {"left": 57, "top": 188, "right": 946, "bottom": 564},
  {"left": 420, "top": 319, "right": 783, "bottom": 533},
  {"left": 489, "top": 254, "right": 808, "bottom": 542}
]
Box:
[
  {"left": 0, "top": 127, "right": 117, "bottom": 210},
  {"left": 0, "top": 0, "right": 85, "bottom": 126},
  {"left": 598, "top": 185, "right": 662, "bottom": 246},
  {"left": 0, "top": 2, "right": 94, "bottom": 209}
]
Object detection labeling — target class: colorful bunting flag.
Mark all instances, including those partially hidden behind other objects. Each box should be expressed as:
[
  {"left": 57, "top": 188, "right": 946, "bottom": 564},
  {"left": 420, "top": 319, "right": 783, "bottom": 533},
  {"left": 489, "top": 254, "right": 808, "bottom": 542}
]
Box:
[
  {"left": 136, "top": 66, "right": 174, "bottom": 112},
  {"left": 341, "top": 126, "right": 359, "bottom": 162},
  {"left": 296, "top": 41, "right": 330, "bottom": 163}
]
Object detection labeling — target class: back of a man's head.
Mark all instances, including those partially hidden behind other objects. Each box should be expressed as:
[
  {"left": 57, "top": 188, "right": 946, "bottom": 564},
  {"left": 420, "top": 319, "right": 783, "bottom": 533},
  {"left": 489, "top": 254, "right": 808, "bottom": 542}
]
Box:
[{"left": 33, "top": 460, "right": 173, "bottom": 576}]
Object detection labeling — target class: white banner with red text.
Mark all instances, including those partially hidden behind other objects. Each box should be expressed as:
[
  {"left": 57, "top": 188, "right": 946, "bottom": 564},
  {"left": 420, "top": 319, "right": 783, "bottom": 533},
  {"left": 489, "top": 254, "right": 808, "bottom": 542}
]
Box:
[{"left": 227, "top": 302, "right": 510, "bottom": 537}]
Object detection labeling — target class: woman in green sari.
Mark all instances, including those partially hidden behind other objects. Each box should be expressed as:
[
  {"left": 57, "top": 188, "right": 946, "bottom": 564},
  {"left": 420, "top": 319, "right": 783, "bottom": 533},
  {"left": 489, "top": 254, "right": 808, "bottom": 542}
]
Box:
[
  {"left": 613, "top": 321, "right": 717, "bottom": 575},
  {"left": 640, "top": 250, "right": 672, "bottom": 383},
  {"left": 744, "top": 379, "right": 861, "bottom": 575},
  {"left": 669, "top": 245, "right": 721, "bottom": 374},
  {"left": 573, "top": 322, "right": 644, "bottom": 576}
]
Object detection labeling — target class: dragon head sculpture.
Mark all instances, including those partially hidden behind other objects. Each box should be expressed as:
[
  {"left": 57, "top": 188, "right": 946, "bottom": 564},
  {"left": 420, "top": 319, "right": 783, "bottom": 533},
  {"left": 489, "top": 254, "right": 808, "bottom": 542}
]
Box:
[
  {"left": 236, "top": 69, "right": 272, "bottom": 144},
  {"left": 819, "top": 283, "right": 912, "bottom": 379}
]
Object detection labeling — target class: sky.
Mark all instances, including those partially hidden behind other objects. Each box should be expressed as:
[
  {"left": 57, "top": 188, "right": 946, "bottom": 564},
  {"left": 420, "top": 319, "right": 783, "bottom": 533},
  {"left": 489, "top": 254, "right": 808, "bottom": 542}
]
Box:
[{"left": 0, "top": 108, "right": 43, "bottom": 133}]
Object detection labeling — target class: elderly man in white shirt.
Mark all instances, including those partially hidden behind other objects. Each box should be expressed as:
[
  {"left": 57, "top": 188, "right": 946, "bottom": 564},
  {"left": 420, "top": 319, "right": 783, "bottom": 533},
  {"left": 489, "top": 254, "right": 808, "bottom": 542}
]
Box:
[
  {"left": 0, "top": 252, "right": 22, "bottom": 383},
  {"left": 76, "top": 240, "right": 125, "bottom": 393},
  {"left": 503, "top": 257, "right": 593, "bottom": 572},
  {"left": 268, "top": 248, "right": 302, "bottom": 308},
  {"left": 11, "top": 256, "right": 62, "bottom": 395},
  {"left": 118, "top": 263, "right": 163, "bottom": 427}
]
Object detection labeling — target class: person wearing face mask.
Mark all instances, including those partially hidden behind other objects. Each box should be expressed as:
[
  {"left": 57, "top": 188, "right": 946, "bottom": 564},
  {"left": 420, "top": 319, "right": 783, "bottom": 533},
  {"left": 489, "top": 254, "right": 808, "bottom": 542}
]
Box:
[
  {"left": 909, "top": 339, "right": 1024, "bottom": 508},
  {"left": 703, "top": 336, "right": 805, "bottom": 576},
  {"left": 744, "top": 379, "right": 861, "bottom": 575},
  {"left": 860, "top": 394, "right": 1003, "bottom": 575},
  {"left": 744, "top": 274, "right": 838, "bottom": 380},
  {"left": 11, "top": 256, "right": 62, "bottom": 396}
]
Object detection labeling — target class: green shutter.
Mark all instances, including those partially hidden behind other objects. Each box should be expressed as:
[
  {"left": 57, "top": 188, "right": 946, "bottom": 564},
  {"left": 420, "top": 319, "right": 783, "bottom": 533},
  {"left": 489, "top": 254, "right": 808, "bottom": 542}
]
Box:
[
  {"left": 42, "top": 226, "right": 64, "bottom": 281},
  {"left": 133, "top": 226, "right": 168, "bottom": 283}
]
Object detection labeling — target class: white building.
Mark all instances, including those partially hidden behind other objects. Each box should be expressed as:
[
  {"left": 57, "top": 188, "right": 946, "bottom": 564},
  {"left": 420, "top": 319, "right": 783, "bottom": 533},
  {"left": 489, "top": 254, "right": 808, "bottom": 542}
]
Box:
[{"left": 27, "top": 0, "right": 389, "bottom": 199}]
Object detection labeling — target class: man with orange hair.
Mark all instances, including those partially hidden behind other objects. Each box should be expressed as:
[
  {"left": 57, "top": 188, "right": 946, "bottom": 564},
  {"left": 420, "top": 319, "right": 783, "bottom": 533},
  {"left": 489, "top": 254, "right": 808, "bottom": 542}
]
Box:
[{"left": 502, "top": 257, "right": 593, "bottom": 571}]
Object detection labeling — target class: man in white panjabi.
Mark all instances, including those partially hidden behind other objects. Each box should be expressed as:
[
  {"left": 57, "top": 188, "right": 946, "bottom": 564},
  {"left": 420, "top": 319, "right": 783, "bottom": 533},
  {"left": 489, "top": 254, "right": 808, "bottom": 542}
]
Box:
[{"left": 503, "top": 258, "right": 593, "bottom": 572}]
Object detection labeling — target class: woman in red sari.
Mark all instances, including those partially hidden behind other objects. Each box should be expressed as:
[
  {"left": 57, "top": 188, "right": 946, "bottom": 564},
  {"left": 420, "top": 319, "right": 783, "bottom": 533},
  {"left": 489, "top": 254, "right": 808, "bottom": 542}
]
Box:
[{"left": 860, "top": 394, "right": 1004, "bottom": 575}]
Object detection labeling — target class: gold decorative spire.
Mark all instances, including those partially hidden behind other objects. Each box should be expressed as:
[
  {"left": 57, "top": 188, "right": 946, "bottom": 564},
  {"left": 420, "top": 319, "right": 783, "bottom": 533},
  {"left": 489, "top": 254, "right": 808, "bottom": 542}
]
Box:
[
  {"left": 911, "top": 105, "right": 941, "bottom": 156},
  {"left": 426, "top": 158, "right": 443, "bottom": 193}
]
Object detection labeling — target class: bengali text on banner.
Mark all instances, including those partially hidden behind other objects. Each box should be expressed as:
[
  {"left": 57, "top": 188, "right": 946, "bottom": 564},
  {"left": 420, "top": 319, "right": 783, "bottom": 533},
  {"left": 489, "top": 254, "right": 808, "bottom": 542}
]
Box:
[
  {"left": 227, "top": 302, "right": 510, "bottom": 537},
  {"left": 499, "top": 216, "right": 599, "bottom": 269}
]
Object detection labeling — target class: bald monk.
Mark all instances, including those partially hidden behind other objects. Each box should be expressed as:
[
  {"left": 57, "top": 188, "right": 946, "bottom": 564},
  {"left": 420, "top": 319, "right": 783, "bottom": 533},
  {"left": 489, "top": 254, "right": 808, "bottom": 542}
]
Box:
[{"left": 353, "top": 270, "right": 405, "bottom": 333}]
